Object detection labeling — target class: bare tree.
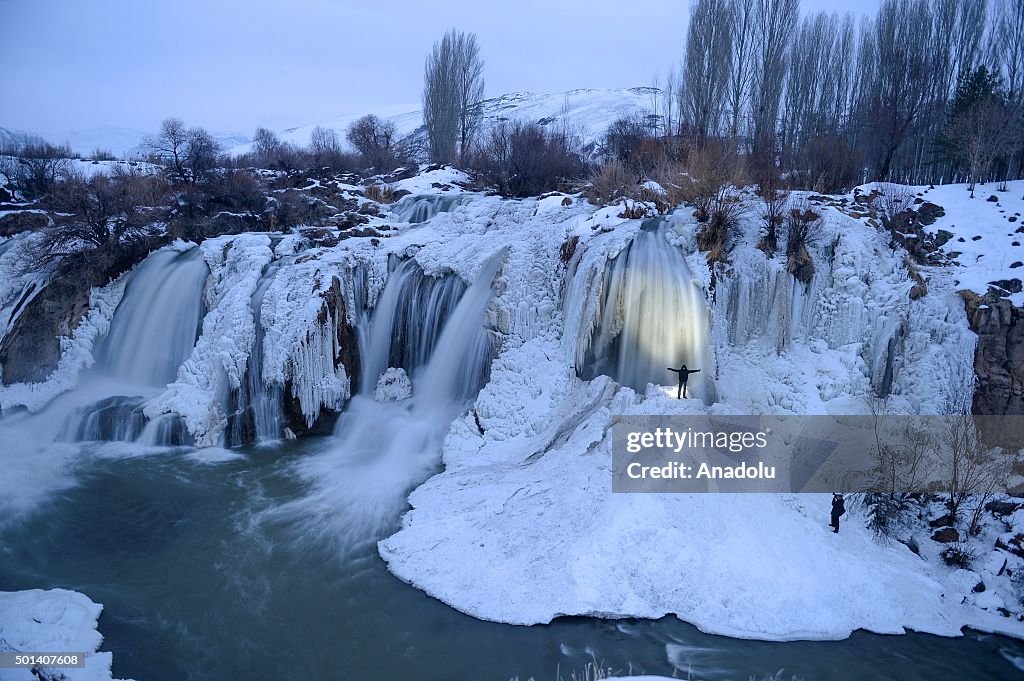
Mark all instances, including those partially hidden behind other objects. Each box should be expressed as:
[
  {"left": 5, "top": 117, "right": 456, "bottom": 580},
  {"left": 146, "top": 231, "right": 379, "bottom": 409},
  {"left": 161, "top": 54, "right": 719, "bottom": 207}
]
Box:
[
  {"left": 309, "top": 125, "right": 341, "bottom": 168},
  {"left": 993, "top": 0, "right": 1024, "bottom": 100},
  {"left": 726, "top": 0, "right": 757, "bottom": 138},
  {"left": 346, "top": 115, "right": 398, "bottom": 170},
  {"left": 782, "top": 12, "right": 856, "bottom": 183},
  {"left": 684, "top": 0, "right": 734, "bottom": 140},
  {"left": 144, "top": 118, "right": 221, "bottom": 185},
  {"left": 423, "top": 29, "right": 485, "bottom": 165},
  {"left": 144, "top": 117, "right": 189, "bottom": 181},
  {"left": 944, "top": 412, "right": 1016, "bottom": 532},
  {"left": 750, "top": 0, "right": 798, "bottom": 162},
  {"left": 947, "top": 94, "right": 1023, "bottom": 195},
  {"left": 853, "top": 0, "right": 934, "bottom": 181},
  {"left": 252, "top": 127, "right": 282, "bottom": 167}
]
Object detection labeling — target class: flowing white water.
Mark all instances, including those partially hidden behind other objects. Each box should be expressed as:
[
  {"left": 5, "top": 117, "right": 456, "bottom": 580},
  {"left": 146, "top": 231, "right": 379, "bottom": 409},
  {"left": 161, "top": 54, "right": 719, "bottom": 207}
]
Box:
[
  {"left": 229, "top": 258, "right": 287, "bottom": 445},
  {"left": 95, "top": 247, "right": 208, "bottom": 387},
  {"left": 359, "top": 258, "right": 471, "bottom": 394},
  {"left": 61, "top": 247, "right": 209, "bottom": 445},
  {"left": 581, "top": 220, "right": 712, "bottom": 400},
  {"left": 279, "top": 250, "right": 504, "bottom": 549},
  {"left": 391, "top": 195, "right": 472, "bottom": 224}
]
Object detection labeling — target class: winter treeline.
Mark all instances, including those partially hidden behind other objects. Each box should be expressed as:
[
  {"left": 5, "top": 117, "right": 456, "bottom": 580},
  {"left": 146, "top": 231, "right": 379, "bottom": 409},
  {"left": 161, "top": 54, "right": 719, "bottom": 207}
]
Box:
[{"left": 655, "top": 0, "right": 1024, "bottom": 190}]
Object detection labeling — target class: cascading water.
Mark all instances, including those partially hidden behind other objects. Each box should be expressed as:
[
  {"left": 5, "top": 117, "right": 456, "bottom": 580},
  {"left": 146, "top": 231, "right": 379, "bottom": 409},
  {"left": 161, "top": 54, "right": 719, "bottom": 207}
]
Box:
[
  {"left": 61, "top": 246, "right": 208, "bottom": 445},
  {"left": 94, "top": 247, "right": 208, "bottom": 386},
  {"left": 579, "top": 219, "right": 712, "bottom": 401},
  {"left": 278, "top": 250, "right": 504, "bottom": 548},
  {"left": 228, "top": 258, "right": 287, "bottom": 445},
  {"left": 360, "top": 257, "right": 487, "bottom": 396},
  {"left": 391, "top": 195, "right": 472, "bottom": 224}
]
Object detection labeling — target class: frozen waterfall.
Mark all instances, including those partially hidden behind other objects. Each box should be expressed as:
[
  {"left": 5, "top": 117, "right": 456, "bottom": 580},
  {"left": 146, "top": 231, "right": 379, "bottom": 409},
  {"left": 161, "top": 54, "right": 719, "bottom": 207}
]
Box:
[
  {"left": 280, "top": 249, "right": 505, "bottom": 548},
  {"left": 575, "top": 219, "right": 712, "bottom": 401}
]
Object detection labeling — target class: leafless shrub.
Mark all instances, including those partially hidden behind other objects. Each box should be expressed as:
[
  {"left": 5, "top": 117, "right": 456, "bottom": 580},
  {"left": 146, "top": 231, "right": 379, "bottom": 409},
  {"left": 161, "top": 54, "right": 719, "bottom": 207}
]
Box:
[
  {"left": 696, "top": 185, "right": 744, "bottom": 265},
  {"left": 474, "top": 120, "right": 585, "bottom": 197},
  {"left": 0, "top": 141, "right": 75, "bottom": 198},
  {"left": 586, "top": 159, "right": 634, "bottom": 205},
  {"left": 785, "top": 199, "right": 820, "bottom": 283},
  {"left": 873, "top": 182, "right": 915, "bottom": 229},
  {"left": 347, "top": 115, "right": 400, "bottom": 172},
  {"left": 364, "top": 182, "right": 395, "bottom": 203},
  {"left": 757, "top": 186, "right": 789, "bottom": 257}
]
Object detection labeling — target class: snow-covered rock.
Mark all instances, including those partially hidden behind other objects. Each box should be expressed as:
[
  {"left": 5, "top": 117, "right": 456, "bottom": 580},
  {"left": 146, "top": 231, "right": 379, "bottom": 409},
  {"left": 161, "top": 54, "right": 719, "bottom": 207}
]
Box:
[
  {"left": 374, "top": 367, "right": 412, "bottom": 402},
  {"left": 0, "top": 589, "right": 131, "bottom": 681}
]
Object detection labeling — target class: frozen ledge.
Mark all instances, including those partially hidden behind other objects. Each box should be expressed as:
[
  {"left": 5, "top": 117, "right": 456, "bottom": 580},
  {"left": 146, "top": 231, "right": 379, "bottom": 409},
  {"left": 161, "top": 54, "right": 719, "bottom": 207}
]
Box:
[
  {"left": 0, "top": 588, "right": 131, "bottom": 681},
  {"left": 379, "top": 389, "right": 1024, "bottom": 643}
]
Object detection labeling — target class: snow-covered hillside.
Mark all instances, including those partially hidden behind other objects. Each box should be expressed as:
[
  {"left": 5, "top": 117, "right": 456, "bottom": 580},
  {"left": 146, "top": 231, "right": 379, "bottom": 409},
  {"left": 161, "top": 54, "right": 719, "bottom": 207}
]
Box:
[
  {"left": 0, "top": 125, "right": 249, "bottom": 159},
  {"left": 229, "top": 87, "right": 660, "bottom": 157}
]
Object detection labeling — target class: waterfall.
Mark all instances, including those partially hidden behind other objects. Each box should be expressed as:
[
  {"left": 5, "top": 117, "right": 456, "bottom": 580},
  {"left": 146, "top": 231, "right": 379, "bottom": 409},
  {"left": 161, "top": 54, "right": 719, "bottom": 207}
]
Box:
[
  {"left": 578, "top": 220, "right": 712, "bottom": 401},
  {"left": 228, "top": 259, "right": 286, "bottom": 445},
  {"left": 359, "top": 258, "right": 481, "bottom": 396},
  {"left": 94, "top": 247, "right": 209, "bottom": 387},
  {"left": 61, "top": 246, "right": 209, "bottom": 445},
  {"left": 391, "top": 195, "right": 471, "bottom": 224},
  {"left": 282, "top": 249, "right": 505, "bottom": 547}
]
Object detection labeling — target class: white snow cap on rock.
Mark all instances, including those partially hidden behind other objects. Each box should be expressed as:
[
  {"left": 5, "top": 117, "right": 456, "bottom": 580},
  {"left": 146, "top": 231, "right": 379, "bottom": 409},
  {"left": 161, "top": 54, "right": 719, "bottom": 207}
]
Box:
[
  {"left": 0, "top": 589, "right": 132, "bottom": 681},
  {"left": 374, "top": 367, "right": 412, "bottom": 402}
]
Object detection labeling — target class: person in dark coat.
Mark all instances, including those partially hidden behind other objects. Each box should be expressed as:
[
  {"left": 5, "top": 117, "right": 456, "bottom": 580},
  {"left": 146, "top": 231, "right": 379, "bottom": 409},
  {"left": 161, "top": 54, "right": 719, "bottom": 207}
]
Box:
[
  {"left": 831, "top": 493, "right": 846, "bottom": 533},
  {"left": 667, "top": 364, "right": 701, "bottom": 399}
]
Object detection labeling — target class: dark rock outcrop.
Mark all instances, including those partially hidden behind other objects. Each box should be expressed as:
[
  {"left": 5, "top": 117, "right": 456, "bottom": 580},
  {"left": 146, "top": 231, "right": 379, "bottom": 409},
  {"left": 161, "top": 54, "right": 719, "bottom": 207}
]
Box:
[
  {"left": 931, "top": 526, "right": 960, "bottom": 543},
  {"left": 960, "top": 288, "right": 1024, "bottom": 415},
  {"left": 0, "top": 239, "right": 161, "bottom": 385}
]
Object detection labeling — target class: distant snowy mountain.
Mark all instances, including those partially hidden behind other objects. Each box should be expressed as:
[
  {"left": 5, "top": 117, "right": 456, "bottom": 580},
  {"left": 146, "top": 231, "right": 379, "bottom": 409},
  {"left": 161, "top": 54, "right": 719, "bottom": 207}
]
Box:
[
  {"left": 0, "top": 125, "right": 250, "bottom": 159},
  {"left": 229, "top": 87, "right": 661, "bottom": 157},
  {"left": 0, "top": 126, "right": 46, "bottom": 151}
]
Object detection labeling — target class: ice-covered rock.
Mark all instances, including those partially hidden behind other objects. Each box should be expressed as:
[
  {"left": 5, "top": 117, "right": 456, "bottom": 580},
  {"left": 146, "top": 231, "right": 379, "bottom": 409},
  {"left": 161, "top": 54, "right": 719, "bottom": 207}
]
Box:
[
  {"left": 374, "top": 367, "right": 412, "bottom": 402},
  {"left": 0, "top": 588, "right": 131, "bottom": 681}
]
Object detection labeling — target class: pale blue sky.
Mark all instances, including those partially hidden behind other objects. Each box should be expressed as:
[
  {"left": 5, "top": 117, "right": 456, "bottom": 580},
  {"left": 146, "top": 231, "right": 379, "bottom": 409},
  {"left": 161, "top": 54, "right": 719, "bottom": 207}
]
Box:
[{"left": 0, "top": 0, "right": 880, "bottom": 138}]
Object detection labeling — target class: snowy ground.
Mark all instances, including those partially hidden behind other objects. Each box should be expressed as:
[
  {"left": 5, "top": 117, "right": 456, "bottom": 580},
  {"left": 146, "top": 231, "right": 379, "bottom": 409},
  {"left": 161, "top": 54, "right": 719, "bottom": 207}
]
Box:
[
  {"left": 0, "top": 589, "right": 130, "bottom": 681},
  {"left": 915, "top": 180, "right": 1024, "bottom": 305}
]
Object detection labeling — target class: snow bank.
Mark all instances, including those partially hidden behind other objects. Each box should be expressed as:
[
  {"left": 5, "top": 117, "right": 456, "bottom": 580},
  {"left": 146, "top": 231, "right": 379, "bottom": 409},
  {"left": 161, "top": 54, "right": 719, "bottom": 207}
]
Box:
[
  {"left": 0, "top": 589, "right": 131, "bottom": 681},
  {"left": 915, "top": 180, "right": 1024, "bottom": 304}
]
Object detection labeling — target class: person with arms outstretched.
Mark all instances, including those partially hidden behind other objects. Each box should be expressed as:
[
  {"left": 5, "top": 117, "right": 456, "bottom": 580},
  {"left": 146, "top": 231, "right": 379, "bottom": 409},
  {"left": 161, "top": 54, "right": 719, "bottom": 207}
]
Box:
[{"left": 667, "top": 364, "right": 701, "bottom": 399}]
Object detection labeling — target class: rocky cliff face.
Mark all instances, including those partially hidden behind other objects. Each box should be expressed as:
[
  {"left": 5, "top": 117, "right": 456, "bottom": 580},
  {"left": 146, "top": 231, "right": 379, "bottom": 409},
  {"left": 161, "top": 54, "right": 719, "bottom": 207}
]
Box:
[
  {"left": 961, "top": 286, "right": 1024, "bottom": 415},
  {"left": 0, "top": 242, "right": 158, "bottom": 385}
]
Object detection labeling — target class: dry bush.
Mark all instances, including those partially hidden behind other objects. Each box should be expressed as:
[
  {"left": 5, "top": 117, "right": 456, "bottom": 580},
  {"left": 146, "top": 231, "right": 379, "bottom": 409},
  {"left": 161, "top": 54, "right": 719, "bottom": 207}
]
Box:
[
  {"left": 696, "top": 186, "right": 745, "bottom": 265},
  {"left": 364, "top": 182, "right": 395, "bottom": 203},
  {"left": 586, "top": 159, "right": 635, "bottom": 205},
  {"left": 757, "top": 187, "right": 790, "bottom": 257},
  {"left": 474, "top": 120, "right": 585, "bottom": 197},
  {"left": 873, "top": 183, "right": 915, "bottom": 229},
  {"left": 785, "top": 199, "right": 821, "bottom": 283},
  {"left": 679, "top": 141, "right": 739, "bottom": 220}
]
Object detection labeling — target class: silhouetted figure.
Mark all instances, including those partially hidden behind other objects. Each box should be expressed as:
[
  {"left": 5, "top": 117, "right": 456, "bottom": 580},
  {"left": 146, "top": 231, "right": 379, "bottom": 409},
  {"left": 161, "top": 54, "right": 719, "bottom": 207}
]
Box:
[
  {"left": 667, "top": 364, "right": 701, "bottom": 399},
  {"left": 831, "top": 493, "right": 845, "bottom": 533}
]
